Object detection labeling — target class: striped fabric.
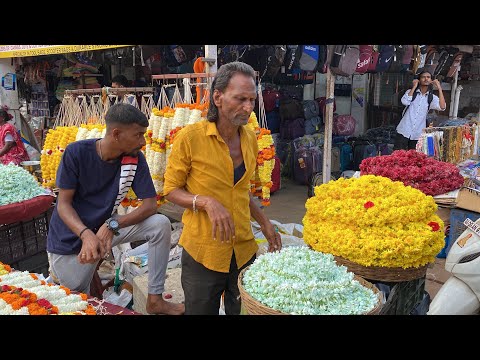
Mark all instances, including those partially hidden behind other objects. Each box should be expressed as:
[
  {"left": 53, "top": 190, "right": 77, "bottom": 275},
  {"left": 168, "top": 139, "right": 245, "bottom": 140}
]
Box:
[{"left": 112, "top": 156, "right": 138, "bottom": 215}]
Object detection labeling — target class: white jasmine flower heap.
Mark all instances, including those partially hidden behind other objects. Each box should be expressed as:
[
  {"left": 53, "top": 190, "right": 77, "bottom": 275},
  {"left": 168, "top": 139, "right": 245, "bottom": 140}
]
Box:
[
  {"left": 242, "top": 247, "right": 378, "bottom": 315},
  {"left": 0, "top": 164, "right": 47, "bottom": 206}
]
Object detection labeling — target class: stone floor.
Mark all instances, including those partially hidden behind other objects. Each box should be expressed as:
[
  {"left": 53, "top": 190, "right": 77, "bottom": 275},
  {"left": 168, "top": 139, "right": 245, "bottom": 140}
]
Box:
[{"left": 264, "top": 177, "right": 451, "bottom": 301}]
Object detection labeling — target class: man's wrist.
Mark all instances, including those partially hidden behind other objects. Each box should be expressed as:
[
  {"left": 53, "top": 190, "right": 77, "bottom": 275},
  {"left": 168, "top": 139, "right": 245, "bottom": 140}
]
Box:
[{"left": 105, "top": 217, "right": 120, "bottom": 235}]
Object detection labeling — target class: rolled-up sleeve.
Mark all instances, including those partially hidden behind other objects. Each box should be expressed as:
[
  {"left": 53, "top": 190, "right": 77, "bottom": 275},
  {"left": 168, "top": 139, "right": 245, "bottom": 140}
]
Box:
[
  {"left": 163, "top": 129, "right": 192, "bottom": 196},
  {"left": 401, "top": 90, "right": 413, "bottom": 106}
]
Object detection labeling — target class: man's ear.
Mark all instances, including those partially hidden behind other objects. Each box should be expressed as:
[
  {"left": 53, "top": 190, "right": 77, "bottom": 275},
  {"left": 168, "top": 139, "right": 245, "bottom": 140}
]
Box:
[
  {"left": 213, "top": 89, "right": 222, "bottom": 107},
  {"left": 112, "top": 128, "right": 121, "bottom": 140}
]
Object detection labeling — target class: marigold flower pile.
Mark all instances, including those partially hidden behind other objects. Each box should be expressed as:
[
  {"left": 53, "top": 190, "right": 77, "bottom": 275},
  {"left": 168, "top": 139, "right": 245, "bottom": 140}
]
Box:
[
  {"left": 242, "top": 247, "right": 378, "bottom": 315},
  {"left": 360, "top": 149, "right": 464, "bottom": 196},
  {"left": 303, "top": 175, "right": 445, "bottom": 269},
  {"left": 246, "top": 112, "right": 275, "bottom": 206}
]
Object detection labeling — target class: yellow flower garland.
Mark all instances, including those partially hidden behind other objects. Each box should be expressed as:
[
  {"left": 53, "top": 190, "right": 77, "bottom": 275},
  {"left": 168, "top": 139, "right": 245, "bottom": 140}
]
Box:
[
  {"left": 303, "top": 175, "right": 445, "bottom": 269},
  {"left": 246, "top": 112, "right": 275, "bottom": 206},
  {"left": 40, "top": 126, "right": 78, "bottom": 188}
]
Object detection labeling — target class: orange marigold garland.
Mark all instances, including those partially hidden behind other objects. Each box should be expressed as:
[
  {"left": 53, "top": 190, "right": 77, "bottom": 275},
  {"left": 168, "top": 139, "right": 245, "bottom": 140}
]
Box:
[{"left": 246, "top": 111, "right": 276, "bottom": 206}]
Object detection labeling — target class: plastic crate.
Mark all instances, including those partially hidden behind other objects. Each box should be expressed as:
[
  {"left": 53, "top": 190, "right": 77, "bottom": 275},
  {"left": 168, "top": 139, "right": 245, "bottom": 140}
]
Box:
[
  {"left": 376, "top": 277, "right": 426, "bottom": 315},
  {"left": 0, "top": 207, "right": 53, "bottom": 273},
  {"left": 447, "top": 208, "right": 480, "bottom": 255}
]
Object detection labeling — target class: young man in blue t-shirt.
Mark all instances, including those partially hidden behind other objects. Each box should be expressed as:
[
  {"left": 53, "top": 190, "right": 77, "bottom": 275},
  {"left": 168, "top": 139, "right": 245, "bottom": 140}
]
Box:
[{"left": 47, "top": 103, "right": 184, "bottom": 315}]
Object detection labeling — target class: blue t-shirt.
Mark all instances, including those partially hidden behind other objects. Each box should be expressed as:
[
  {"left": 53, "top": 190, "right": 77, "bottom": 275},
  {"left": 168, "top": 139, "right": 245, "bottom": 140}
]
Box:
[{"left": 47, "top": 139, "right": 156, "bottom": 255}]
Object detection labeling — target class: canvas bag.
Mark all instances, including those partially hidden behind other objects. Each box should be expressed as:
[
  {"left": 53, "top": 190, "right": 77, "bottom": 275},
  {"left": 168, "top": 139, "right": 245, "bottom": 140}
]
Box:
[
  {"left": 355, "top": 45, "right": 373, "bottom": 74},
  {"left": 296, "top": 45, "right": 320, "bottom": 72},
  {"left": 333, "top": 114, "right": 356, "bottom": 136},
  {"left": 375, "top": 45, "right": 395, "bottom": 72},
  {"left": 445, "top": 52, "right": 464, "bottom": 80},
  {"left": 366, "top": 47, "right": 380, "bottom": 73},
  {"left": 280, "top": 117, "right": 305, "bottom": 140},
  {"left": 387, "top": 45, "right": 406, "bottom": 73},
  {"left": 330, "top": 45, "right": 360, "bottom": 77}
]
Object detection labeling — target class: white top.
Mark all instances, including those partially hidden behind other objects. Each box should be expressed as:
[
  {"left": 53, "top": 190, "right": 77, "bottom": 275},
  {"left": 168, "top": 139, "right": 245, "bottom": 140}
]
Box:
[
  {"left": 396, "top": 89, "right": 445, "bottom": 140},
  {"left": 4, "top": 133, "right": 13, "bottom": 142}
]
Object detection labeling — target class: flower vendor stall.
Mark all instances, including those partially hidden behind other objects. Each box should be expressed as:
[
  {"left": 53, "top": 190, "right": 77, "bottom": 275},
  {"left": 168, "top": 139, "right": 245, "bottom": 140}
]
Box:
[
  {"left": 303, "top": 175, "right": 445, "bottom": 282},
  {"left": 40, "top": 72, "right": 276, "bottom": 209},
  {"left": 238, "top": 247, "right": 382, "bottom": 315}
]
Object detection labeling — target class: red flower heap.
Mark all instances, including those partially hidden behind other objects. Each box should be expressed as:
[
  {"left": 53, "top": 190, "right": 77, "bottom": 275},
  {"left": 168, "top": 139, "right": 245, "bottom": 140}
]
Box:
[{"left": 360, "top": 150, "right": 464, "bottom": 196}]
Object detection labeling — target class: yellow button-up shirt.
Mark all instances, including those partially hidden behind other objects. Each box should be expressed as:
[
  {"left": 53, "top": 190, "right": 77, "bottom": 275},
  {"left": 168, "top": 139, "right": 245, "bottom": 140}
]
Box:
[{"left": 163, "top": 120, "right": 258, "bottom": 273}]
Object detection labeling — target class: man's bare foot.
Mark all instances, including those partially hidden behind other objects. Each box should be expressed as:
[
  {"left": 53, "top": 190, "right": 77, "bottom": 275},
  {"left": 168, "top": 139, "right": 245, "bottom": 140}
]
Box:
[{"left": 146, "top": 294, "right": 185, "bottom": 315}]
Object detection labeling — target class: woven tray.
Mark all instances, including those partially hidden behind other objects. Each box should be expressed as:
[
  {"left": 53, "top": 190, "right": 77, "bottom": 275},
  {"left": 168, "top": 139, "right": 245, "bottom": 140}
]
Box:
[
  {"left": 333, "top": 256, "right": 428, "bottom": 282},
  {"left": 238, "top": 266, "right": 383, "bottom": 315}
]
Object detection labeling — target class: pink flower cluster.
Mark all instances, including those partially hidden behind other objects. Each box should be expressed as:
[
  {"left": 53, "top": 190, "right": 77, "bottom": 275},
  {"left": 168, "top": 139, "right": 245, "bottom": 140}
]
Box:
[{"left": 360, "top": 150, "right": 465, "bottom": 196}]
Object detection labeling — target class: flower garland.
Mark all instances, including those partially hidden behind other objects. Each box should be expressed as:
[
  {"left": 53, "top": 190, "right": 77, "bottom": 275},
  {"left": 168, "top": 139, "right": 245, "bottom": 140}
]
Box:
[
  {"left": 40, "top": 126, "right": 78, "bottom": 188},
  {"left": 246, "top": 111, "right": 275, "bottom": 206},
  {"left": 0, "top": 262, "right": 12, "bottom": 276},
  {"left": 0, "top": 270, "right": 95, "bottom": 315},
  {"left": 360, "top": 149, "right": 465, "bottom": 196},
  {"left": 243, "top": 247, "right": 378, "bottom": 315},
  {"left": 303, "top": 175, "right": 445, "bottom": 269},
  {"left": 40, "top": 125, "right": 106, "bottom": 189},
  {"left": 143, "top": 107, "right": 175, "bottom": 208}
]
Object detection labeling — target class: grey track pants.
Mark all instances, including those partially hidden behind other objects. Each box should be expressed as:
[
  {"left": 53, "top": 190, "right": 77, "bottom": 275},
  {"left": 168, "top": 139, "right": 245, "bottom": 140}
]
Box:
[{"left": 48, "top": 214, "right": 171, "bottom": 295}]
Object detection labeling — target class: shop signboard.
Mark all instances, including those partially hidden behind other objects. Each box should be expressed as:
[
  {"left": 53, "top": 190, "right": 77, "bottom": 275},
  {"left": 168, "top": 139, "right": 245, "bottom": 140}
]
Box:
[{"left": 0, "top": 45, "right": 132, "bottom": 58}]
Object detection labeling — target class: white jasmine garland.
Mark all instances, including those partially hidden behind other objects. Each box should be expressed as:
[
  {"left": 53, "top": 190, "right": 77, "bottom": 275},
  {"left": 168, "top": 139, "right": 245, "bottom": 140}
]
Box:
[
  {"left": 187, "top": 109, "right": 202, "bottom": 125},
  {"left": 0, "top": 271, "right": 89, "bottom": 314},
  {"left": 0, "top": 299, "right": 30, "bottom": 315},
  {"left": 243, "top": 247, "right": 378, "bottom": 315}
]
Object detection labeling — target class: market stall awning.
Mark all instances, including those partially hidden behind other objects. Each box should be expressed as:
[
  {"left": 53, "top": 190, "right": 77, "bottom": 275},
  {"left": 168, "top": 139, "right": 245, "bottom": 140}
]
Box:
[{"left": 0, "top": 45, "right": 132, "bottom": 58}]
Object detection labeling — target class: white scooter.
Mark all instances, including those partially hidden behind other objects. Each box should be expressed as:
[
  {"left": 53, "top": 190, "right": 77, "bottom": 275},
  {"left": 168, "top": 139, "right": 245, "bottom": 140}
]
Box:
[{"left": 428, "top": 217, "right": 480, "bottom": 315}]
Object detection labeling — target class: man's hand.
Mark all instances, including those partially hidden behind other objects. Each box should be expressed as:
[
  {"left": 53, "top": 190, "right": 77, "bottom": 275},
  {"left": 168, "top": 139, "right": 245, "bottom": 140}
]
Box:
[
  {"left": 77, "top": 230, "right": 106, "bottom": 264},
  {"left": 204, "top": 197, "right": 235, "bottom": 242},
  {"left": 261, "top": 222, "right": 282, "bottom": 253},
  {"left": 412, "top": 79, "right": 419, "bottom": 89},
  {"left": 96, "top": 223, "right": 114, "bottom": 258},
  {"left": 432, "top": 79, "right": 441, "bottom": 90}
]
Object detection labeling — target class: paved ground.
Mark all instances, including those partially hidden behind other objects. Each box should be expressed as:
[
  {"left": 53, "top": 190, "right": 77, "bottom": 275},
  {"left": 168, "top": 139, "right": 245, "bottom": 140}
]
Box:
[{"left": 264, "top": 177, "right": 451, "bottom": 302}]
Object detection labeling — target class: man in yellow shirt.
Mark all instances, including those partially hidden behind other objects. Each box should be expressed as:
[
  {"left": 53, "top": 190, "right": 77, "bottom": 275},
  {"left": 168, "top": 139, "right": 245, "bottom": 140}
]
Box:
[{"left": 163, "top": 61, "right": 282, "bottom": 315}]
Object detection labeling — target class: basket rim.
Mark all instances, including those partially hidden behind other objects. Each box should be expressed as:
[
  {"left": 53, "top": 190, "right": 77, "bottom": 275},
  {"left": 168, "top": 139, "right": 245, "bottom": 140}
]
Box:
[
  {"left": 334, "top": 256, "right": 429, "bottom": 282},
  {"left": 238, "top": 265, "right": 383, "bottom": 315}
]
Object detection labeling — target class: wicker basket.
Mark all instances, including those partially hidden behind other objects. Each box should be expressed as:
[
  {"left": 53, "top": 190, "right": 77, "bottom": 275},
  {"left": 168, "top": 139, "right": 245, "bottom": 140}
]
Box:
[
  {"left": 238, "top": 266, "right": 383, "bottom": 315},
  {"left": 333, "top": 256, "right": 428, "bottom": 282}
]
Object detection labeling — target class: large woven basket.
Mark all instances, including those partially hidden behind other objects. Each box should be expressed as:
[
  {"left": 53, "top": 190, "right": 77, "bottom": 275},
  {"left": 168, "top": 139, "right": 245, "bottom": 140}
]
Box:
[
  {"left": 333, "top": 256, "right": 428, "bottom": 282},
  {"left": 238, "top": 266, "right": 383, "bottom": 315}
]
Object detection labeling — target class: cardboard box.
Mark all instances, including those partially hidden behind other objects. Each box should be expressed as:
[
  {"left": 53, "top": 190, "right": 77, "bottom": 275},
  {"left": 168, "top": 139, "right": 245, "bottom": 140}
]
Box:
[{"left": 456, "top": 186, "right": 480, "bottom": 213}]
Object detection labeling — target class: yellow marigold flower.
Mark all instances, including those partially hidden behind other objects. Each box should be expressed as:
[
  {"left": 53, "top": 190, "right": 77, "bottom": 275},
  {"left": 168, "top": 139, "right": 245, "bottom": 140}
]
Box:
[{"left": 303, "top": 175, "right": 445, "bottom": 269}]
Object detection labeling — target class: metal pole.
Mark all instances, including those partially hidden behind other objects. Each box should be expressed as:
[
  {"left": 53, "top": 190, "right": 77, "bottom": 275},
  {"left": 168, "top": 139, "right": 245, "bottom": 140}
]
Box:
[
  {"left": 322, "top": 68, "right": 336, "bottom": 184},
  {"left": 449, "top": 65, "right": 460, "bottom": 118},
  {"left": 453, "top": 85, "right": 463, "bottom": 118}
]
